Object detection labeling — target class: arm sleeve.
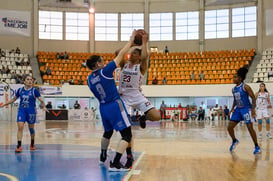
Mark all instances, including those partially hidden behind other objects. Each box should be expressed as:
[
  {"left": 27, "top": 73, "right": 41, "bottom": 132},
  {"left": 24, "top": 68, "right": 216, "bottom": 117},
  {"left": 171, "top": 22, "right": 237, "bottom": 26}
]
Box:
[
  {"left": 15, "top": 88, "right": 21, "bottom": 98},
  {"left": 101, "top": 61, "right": 117, "bottom": 78},
  {"left": 34, "top": 88, "right": 41, "bottom": 98}
]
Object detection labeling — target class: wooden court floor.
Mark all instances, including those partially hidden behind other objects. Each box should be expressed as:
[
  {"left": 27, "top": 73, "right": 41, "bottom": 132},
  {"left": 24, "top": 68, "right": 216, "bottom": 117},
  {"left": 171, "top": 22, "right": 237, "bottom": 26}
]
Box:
[{"left": 0, "top": 119, "right": 272, "bottom": 181}]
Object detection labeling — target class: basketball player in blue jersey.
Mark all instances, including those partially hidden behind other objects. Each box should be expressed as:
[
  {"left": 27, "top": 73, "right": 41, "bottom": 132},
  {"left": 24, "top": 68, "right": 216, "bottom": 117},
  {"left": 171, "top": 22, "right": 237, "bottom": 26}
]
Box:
[
  {"left": 228, "top": 67, "right": 261, "bottom": 154},
  {"left": 86, "top": 30, "right": 137, "bottom": 172},
  {"left": 0, "top": 75, "right": 48, "bottom": 153}
]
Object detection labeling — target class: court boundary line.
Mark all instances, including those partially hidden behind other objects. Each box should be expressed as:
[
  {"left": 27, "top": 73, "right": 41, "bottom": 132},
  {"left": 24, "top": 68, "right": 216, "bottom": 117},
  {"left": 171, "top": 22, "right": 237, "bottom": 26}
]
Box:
[{"left": 122, "top": 151, "right": 145, "bottom": 181}]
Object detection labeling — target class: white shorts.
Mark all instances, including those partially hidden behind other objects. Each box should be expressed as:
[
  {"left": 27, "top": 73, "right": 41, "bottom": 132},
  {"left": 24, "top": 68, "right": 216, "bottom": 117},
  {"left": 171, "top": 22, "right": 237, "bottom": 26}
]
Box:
[
  {"left": 256, "top": 109, "right": 269, "bottom": 119},
  {"left": 121, "top": 92, "right": 154, "bottom": 114}
]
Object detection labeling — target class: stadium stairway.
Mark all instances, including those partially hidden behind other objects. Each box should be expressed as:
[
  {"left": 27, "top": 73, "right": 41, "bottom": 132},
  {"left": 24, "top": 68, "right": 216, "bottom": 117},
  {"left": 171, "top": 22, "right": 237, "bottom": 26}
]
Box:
[
  {"left": 245, "top": 54, "right": 261, "bottom": 83},
  {"left": 30, "top": 57, "right": 43, "bottom": 84}
]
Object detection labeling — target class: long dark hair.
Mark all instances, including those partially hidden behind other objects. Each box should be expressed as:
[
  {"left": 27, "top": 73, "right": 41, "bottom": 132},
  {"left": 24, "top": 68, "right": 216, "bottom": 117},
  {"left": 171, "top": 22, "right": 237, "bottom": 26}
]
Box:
[{"left": 259, "top": 82, "right": 268, "bottom": 92}]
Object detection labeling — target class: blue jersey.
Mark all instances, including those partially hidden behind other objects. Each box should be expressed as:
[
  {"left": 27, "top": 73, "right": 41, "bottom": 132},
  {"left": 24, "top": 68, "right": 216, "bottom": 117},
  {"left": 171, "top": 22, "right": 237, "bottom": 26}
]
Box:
[
  {"left": 232, "top": 83, "right": 251, "bottom": 109},
  {"left": 87, "top": 61, "right": 120, "bottom": 104},
  {"left": 16, "top": 87, "right": 41, "bottom": 110}
]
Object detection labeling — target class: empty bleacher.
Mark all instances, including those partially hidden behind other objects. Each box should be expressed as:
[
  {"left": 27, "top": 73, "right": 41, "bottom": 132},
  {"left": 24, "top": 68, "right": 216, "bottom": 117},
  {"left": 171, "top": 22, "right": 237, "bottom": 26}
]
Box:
[
  {"left": 0, "top": 49, "right": 32, "bottom": 84},
  {"left": 147, "top": 49, "right": 255, "bottom": 85},
  {"left": 37, "top": 52, "right": 116, "bottom": 85},
  {"left": 253, "top": 47, "right": 273, "bottom": 83}
]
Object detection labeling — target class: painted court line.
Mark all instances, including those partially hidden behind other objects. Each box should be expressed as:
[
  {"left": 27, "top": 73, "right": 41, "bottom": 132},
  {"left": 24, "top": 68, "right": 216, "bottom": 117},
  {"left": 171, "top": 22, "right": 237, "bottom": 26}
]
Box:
[{"left": 123, "top": 151, "right": 145, "bottom": 181}]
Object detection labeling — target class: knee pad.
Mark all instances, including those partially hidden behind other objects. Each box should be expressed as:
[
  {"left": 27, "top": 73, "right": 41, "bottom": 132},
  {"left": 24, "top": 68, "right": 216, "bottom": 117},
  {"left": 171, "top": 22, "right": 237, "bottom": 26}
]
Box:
[
  {"left": 266, "top": 118, "right": 270, "bottom": 124},
  {"left": 120, "top": 127, "right": 132, "bottom": 143},
  {"left": 103, "top": 130, "right": 113, "bottom": 139},
  {"left": 258, "top": 119, "right": 262, "bottom": 124},
  {"left": 29, "top": 128, "right": 35, "bottom": 135}
]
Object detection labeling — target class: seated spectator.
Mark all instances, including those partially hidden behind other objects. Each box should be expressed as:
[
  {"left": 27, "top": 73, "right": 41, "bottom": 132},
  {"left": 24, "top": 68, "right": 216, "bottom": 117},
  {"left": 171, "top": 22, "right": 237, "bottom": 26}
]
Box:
[
  {"left": 15, "top": 47, "right": 20, "bottom": 54},
  {"left": 162, "top": 77, "right": 167, "bottom": 85},
  {"left": 190, "top": 71, "right": 195, "bottom": 80},
  {"left": 45, "top": 67, "right": 52, "bottom": 75},
  {"left": 224, "top": 105, "right": 230, "bottom": 120},
  {"left": 212, "top": 104, "right": 219, "bottom": 120},
  {"left": 15, "top": 58, "right": 22, "bottom": 66},
  {"left": 218, "top": 106, "right": 225, "bottom": 120},
  {"left": 199, "top": 70, "right": 205, "bottom": 80},
  {"left": 0, "top": 49, "right": 5, "bottom": 57},
  {"left": 164, "top": 46, "right": 169, "bottom": 54},
  {"left": 60, "top": 52, "right": 64, "bottom": 59},
  {"left": 74, "top": 101, "right": 81, "bottom": 109},
  {"left": 69, "top": 79, "right": 74, "bottom": 85},
  {"left": 256, "top": 78, "right": 263, "bottom": 83},
  {"left": 190, "top": 107, "right": 198, "bottom": 121},
  {"left": 64, "top": 51, "right": 69, "bottom": 59},
  {"left": 178, "top": 103, "right": 182, "bottom": 108},
  {"left": 152, "top": 77, "right": 158, "bottom": 85},
  {"left": 207, "top": 107, "right": 213, "bottom": 120},
  {"left": 44, "top": 80, "right": 50, "bottom": 85},
  {"left": 15, "top": 75, "right": 22, "bottom": 84},
  {"left": 11, "top": 71, "right": 17, "bottom": 79},
  {"left": 1, "top": 66, "right": 6, "bottom": 74},
  {"left": 61, "top": 104, "right": 66, "bottom": 109},
  {"left": 56, "top": 52, "right": 60, "bottom": 59},
  {"left": 45, "top": 101, "right": 53, "bottom": 109},
  {"left": 268, "top": 68, "right": 273, "bottom": 78},
  {"left": 81, "top": 61, "right": 86, "bottom": 68},
  {"left": 198, "top": 107, "right": 205, "bottom": 121}
]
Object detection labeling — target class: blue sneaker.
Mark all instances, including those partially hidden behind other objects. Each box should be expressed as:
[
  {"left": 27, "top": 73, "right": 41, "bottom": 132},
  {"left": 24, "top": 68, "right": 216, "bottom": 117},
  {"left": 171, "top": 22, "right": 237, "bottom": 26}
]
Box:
[
  {"left": 229, "top": 139, "right": 239, "bottom": 153},
  {"left": 253, "top": 146, "right": 261, "bottom": 155}
]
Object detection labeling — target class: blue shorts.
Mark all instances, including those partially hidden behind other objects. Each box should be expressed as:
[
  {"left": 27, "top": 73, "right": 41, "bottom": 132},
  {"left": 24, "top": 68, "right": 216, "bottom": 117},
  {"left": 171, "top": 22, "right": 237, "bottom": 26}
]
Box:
[
  {"left": 230, "top": 107, "right": 253, "bottom": 124},
  {"left": 17, "top": 108, "right": 37, "bottom": 124},
  {"left": 100, "top": 98, "right": 131, "bottom": 132}
]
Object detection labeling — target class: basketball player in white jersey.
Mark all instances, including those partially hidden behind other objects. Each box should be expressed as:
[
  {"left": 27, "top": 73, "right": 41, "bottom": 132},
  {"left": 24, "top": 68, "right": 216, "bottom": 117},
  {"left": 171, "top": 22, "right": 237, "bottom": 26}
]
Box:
[
  {"left": 255, "top": 83, "right": 272, "bottom": 139},
  {"left": 117, "top": 30, "right": 160, "bottom": 168}
]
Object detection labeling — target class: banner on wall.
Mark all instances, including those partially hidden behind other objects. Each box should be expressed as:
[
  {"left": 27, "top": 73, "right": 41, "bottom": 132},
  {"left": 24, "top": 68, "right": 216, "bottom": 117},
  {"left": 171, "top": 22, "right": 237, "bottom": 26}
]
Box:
[
  {"left": 0, "top": 10, "right": 31, "bottom": 37},
  {"left": 38, "top": 86, "right": 62, "bottom": 95},
  {"left": 46, "top": 109, "right": 68, "bottom": 120},
  {"left": 68, "top": 109, "right": 93, "bottom": 121}
]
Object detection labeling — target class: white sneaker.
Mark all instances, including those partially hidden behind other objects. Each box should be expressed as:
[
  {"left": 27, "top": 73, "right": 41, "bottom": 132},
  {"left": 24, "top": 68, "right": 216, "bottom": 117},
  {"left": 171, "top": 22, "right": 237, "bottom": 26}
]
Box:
[
  {"left": 258, "top": 133, "right": 262, "bottom": 139},
  {"left": 266, "top": 133, "right": 272, "bottom": 139}
]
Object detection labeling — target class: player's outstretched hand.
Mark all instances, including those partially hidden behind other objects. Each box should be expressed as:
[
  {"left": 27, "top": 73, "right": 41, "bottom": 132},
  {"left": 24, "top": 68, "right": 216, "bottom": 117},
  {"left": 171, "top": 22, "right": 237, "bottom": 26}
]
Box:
[
  {"left": 142, "top": 32, "right": 149, "bottom": 44},
  {"left": 43, "top": 107, "right": 49, "bottom": 113}
]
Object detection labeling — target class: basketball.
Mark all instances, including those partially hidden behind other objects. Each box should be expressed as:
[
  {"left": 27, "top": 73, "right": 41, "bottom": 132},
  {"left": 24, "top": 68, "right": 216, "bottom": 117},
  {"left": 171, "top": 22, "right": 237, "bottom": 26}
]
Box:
[{"left": 134, "top": 29, "right": 146, "bottom": 46}]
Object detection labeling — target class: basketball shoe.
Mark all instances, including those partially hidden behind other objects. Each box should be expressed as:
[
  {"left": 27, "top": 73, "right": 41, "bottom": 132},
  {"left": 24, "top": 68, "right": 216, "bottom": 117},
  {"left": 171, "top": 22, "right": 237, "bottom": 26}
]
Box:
[
  {"left": 124, "top": 156, "right": 134, "bottom": 169},
  {"left": 99, "top": 151, "right": 107, "bottom": 164},
  {"left": 138, "top": 115, "right": 146, "bottom": 129},
  {"left": 109, "top": 161, "right": 129, "bottom": 172},
  {"left": 229, "top": 139, "right": 239, "bottom": 153},
  {"left": 253, "top": 146, "right": 261, "bottom": 154},
  {"left": 15, "top": 147, "right": 22, "bottom": 153},
  {"left": 30, "top": 145, "right": 35, "bottom": 151}
]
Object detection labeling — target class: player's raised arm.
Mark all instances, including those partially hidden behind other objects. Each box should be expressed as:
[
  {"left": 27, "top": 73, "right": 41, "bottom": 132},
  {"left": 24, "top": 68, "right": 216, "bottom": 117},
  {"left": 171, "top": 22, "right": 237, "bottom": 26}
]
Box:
[
  {"left": 114, "top": 30, "right": 136, "bottom": 66},
  {"left": 140, "top": 32, "right": 149, "bottom": 75}
]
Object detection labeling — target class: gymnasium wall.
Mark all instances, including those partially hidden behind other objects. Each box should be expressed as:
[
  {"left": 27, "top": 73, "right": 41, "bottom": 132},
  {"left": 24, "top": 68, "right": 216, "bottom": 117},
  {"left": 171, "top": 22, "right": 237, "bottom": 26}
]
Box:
[
  {"left": 263, "top": 0, "right": 273, "bottom": 49},
  {"left": 0, "top": 0, "right": 271, "bottom": 56},
  {"left": 0, "top": 0, "right": 34, "bottom": 55}
]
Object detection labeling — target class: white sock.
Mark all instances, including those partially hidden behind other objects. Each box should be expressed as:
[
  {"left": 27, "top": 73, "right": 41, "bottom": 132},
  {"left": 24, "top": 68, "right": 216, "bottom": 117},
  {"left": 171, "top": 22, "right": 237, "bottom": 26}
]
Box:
[
  {"left": 266, "top": 131, "right": 271, "bottom": 135},
  {"left": 259, "top": 132, "right": 262, "bottom": 136}
]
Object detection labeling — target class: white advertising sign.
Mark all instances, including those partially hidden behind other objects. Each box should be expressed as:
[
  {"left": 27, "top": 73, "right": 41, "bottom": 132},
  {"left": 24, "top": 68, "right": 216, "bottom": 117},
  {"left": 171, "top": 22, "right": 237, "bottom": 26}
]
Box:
[{"left": 0, "top": 10, "right": 31, "bottom": 36}]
